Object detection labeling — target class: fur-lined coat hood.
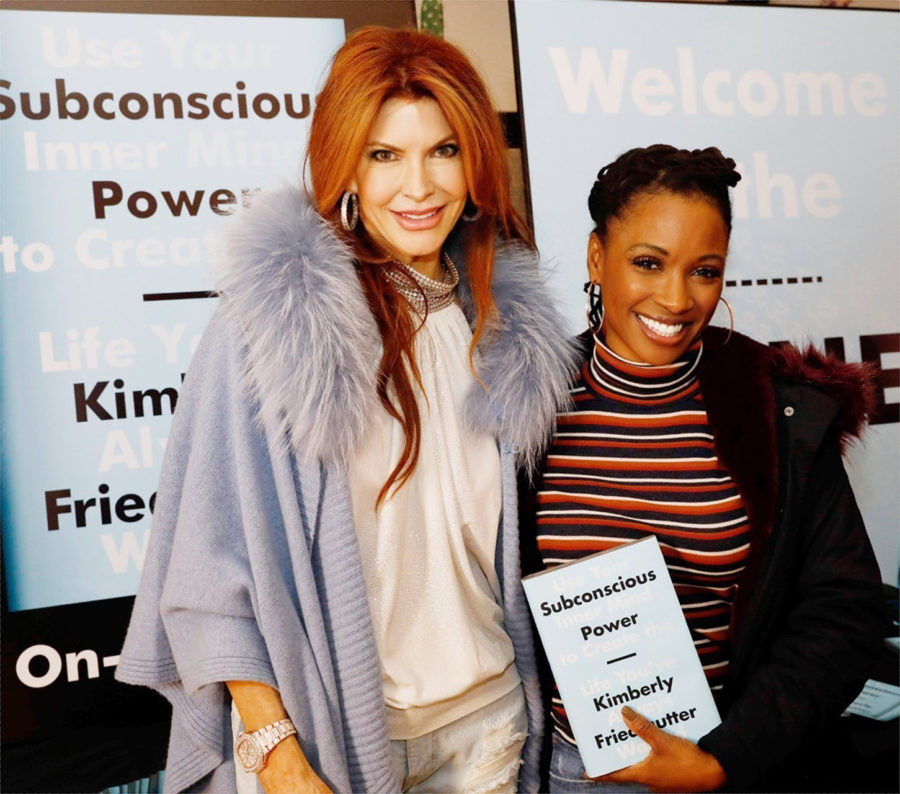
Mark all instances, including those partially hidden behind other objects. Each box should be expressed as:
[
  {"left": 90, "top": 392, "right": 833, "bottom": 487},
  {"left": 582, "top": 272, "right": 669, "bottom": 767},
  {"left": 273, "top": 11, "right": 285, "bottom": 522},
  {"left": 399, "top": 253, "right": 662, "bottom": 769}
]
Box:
[
  {"left": 213, "top": 185, "right": 578, "bottom": 470},
  {"left": 769, "top": 340, "right": 876, "bottom": 444},
  {"left": 693, "top": 325, "right": 876, "bottom": 556}
]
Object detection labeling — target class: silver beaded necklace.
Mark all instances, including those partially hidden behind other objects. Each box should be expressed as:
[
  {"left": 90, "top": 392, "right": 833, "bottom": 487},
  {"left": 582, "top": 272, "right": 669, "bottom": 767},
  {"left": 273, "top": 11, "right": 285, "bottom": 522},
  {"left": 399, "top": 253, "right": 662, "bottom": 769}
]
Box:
[{"left": 383, "top": 252, "right": 459, "bottom": 315}]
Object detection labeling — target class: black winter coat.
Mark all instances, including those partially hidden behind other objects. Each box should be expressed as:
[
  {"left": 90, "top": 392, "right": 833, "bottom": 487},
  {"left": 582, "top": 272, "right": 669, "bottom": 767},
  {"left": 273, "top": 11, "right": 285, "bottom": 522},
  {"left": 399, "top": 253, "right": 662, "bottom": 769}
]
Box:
[{"left": 521, "top": 326, "right": 885, "bottom": 791}]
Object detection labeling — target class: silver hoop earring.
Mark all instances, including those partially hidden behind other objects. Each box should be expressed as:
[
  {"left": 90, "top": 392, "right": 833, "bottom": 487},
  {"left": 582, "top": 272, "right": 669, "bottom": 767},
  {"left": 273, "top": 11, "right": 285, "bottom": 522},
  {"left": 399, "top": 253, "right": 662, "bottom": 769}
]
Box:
[
  {"left": 719, "top": 296, "right": 734, "bottom": 345},
  {"left": 584, "top": 281, "right": 604, "bottom": 336},
  {"left": 461, "top": 201, "right": 482, "bottom": 223},
  {"left": 340, "top": 191, "right": 359, "bottom": 232}
]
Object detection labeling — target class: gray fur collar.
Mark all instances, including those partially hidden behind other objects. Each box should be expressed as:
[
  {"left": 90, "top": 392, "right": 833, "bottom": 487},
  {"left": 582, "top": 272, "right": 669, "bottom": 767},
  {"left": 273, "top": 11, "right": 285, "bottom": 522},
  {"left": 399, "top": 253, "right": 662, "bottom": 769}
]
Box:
[{"left": 214, "top": 185, "right": 577, "bottom": 471}]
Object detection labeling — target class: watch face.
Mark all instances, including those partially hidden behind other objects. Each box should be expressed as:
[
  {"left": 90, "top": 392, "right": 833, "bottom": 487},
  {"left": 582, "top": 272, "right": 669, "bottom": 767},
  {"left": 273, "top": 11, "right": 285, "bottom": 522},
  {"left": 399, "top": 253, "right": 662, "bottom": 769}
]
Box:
[{"left": 236, "top": 736, "right": 263, "bottom": 772}]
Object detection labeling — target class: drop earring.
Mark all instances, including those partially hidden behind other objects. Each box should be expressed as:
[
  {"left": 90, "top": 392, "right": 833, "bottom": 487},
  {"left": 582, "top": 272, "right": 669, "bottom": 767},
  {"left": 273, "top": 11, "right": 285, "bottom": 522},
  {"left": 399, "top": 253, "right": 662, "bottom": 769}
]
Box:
[{"left": 584, "top": 281, "right": 604, "bottom": 338}]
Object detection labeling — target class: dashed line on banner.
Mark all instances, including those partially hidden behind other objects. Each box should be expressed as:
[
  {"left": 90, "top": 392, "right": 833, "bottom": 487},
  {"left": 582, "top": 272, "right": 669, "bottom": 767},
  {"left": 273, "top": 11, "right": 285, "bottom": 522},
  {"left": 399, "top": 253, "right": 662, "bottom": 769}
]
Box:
[{"left": 725, "top": 276, "right": 823, "bottom": 287}]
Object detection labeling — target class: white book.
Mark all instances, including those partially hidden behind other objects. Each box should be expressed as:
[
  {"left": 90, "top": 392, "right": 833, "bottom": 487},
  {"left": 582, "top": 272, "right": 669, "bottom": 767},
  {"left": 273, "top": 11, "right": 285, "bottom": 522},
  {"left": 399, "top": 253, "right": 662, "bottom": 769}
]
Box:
[{"left": 523, "top": 535, "right": 721, "bottom": 777}]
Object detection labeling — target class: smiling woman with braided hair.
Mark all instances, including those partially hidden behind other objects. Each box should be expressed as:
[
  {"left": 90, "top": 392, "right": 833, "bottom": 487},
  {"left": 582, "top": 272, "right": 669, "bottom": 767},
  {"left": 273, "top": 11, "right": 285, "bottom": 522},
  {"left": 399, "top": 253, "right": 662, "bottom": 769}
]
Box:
[{"left": 522, "top": 144, "right": 884, "bottom": 792}]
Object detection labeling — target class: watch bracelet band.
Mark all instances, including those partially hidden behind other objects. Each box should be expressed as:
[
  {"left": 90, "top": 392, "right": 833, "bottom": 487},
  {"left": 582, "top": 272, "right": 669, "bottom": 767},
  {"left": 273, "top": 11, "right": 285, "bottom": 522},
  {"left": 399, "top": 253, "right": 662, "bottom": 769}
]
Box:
[{"left": 252, "top": 718, "right": 297, "bottom": 754}]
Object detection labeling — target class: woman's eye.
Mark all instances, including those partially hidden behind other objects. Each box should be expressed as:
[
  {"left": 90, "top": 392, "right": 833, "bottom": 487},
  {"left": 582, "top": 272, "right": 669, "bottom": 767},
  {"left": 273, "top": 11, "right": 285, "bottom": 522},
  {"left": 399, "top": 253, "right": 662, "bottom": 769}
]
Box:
[
  {"left": 693, "top": 266, "right": 723, "bottom": 280},
  {"left": 370, "top": 149, "right": 396, "bottom": 163},
  {"left": 632, "top": 256, "right": 660, "bottom": 271},
  {"left": 434, "top": 143, "right": 459, "bottom": 158}
]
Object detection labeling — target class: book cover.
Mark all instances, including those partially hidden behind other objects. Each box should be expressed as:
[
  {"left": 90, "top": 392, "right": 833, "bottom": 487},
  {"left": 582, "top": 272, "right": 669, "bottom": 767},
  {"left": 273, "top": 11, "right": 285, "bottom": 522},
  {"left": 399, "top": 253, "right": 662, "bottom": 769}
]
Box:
[
  {"left": 522, "top": 535, "right": 721, "bottom": 777},
  {"left": 843, "top": 679, "right": 900, "bottom": 721}
]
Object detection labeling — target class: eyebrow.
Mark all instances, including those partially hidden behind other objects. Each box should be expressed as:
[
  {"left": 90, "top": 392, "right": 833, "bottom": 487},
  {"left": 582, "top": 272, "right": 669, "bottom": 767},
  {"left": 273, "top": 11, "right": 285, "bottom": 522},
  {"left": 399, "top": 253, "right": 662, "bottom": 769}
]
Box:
[
  {"left": 626, "top": 243, "right": 725, "bottom": 262},
  {"left": 364, "top": 134, "right": 458, "bottom": 150},
  {"left": 627, "top": 243, "right": 668, "bottom": 256}
]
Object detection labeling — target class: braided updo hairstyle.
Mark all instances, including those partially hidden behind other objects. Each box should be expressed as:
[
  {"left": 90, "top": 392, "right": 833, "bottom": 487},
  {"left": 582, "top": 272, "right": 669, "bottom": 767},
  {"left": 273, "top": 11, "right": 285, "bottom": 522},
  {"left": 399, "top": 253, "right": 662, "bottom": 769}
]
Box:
[{"left": 588, "top": 144, "right": 741, "bottom": 240}]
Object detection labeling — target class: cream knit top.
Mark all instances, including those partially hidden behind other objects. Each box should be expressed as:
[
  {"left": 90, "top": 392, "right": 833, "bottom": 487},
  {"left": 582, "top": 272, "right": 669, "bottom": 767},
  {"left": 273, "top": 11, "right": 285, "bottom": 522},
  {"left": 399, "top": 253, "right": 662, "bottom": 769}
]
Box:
[{"left": 349, "top": 301, "right": 520, "bottom": 740}]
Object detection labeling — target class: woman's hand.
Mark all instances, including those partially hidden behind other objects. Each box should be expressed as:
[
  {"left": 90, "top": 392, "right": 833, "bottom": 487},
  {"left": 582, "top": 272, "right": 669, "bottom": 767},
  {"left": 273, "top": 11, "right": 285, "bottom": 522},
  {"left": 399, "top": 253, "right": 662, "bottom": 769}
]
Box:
[
  {"left": 227, "top": 680, "right": 332, "bottom": 794},
  {"left": 589, "top": 706, "right": 726, "bottom": 792},
  {"left": 257, "top": 736, "right": 332, "bottom": 794}
]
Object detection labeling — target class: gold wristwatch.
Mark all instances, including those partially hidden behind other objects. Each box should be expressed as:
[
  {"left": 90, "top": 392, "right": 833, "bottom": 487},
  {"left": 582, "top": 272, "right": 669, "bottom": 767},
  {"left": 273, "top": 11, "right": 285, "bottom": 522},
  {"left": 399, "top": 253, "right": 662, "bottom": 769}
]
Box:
[{"left": 234, "top": 718, "right": 297, "bottom": 774}]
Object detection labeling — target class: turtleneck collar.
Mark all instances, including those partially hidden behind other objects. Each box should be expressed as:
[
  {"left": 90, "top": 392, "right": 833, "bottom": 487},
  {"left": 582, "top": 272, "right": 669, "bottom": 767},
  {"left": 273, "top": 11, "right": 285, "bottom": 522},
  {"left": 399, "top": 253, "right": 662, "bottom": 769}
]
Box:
[{"left": 583, "top": 335, "right": 703, "bottom": 402}]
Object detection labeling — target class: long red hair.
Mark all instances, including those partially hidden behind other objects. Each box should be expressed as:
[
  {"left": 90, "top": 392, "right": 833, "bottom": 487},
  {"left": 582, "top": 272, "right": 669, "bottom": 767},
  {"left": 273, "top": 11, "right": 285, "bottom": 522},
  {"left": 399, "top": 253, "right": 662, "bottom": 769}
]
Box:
[{"left": 307, "top": 26, "right": 532, "bottom": 503}]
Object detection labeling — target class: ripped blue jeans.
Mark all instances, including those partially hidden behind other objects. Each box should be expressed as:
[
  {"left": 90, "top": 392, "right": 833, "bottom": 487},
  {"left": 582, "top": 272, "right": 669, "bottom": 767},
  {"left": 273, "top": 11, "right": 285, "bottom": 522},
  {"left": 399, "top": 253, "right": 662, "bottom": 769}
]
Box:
[{"left": 390, "top": 685, "right": 528, "bottom": 794}]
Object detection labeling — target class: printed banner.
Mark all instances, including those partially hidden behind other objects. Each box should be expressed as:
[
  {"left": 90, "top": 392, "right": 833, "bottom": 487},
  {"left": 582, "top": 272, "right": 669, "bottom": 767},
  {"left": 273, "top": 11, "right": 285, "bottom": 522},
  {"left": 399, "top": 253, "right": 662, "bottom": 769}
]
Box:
[
  {"left": 514, "top": 0, "right": 899, "bottom": 582},
  {"left": 0, "top": 10, "right": 345, "bottom": 610}
]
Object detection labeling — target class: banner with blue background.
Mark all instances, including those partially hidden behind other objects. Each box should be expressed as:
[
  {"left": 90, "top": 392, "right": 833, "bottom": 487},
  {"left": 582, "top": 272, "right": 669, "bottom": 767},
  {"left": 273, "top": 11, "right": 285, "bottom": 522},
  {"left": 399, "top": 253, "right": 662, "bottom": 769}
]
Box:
[
  {"left": 1, "top": 10, "right": 345, "bottom": 611},
  {"left": 514, "top": 0, "right": 898, "bottom": 583}
]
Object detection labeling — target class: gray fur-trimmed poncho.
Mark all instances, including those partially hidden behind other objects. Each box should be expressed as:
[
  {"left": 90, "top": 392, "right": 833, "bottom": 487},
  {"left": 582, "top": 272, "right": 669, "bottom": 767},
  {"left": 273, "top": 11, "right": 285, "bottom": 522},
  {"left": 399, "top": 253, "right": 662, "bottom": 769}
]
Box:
[{"left": 115, "top": 186, "right": 578, "bottom": 793}]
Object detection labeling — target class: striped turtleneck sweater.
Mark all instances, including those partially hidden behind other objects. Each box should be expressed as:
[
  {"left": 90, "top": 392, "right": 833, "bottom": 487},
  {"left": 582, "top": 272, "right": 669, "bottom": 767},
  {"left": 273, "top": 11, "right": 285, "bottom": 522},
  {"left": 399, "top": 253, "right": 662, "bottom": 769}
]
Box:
[{"left": 536, "top": 337, "right": 751, "bottom": 747}]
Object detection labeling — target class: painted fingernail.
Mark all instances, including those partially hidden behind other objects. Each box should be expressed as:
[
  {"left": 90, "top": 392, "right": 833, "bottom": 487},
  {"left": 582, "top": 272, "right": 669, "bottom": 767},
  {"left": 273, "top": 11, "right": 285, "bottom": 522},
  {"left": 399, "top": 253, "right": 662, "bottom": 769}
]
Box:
[{"left": 621, "top": 705, "right": 637, "bottom": 720}]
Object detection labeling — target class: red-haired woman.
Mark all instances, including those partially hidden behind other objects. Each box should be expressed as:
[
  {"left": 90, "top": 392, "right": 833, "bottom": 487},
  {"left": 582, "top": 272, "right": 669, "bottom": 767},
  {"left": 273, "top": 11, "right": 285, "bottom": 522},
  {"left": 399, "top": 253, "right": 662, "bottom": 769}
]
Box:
[{"left": 116, "top": 26, "right": 574, "bottom": 794}]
